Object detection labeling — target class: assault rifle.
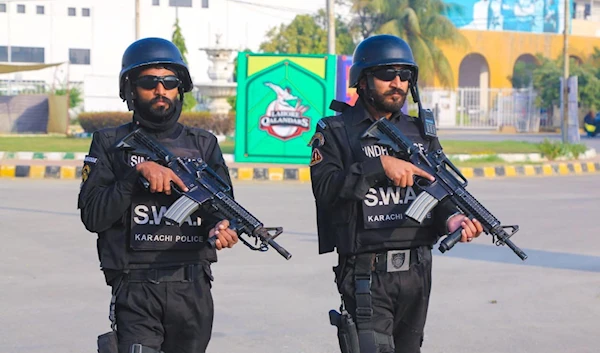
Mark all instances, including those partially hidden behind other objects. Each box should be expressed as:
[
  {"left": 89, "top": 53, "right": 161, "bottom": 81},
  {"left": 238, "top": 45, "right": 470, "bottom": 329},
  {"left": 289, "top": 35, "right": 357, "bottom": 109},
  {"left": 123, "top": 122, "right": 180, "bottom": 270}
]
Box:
[
  {"left": 116, "top": 128, "right": 292, "bottom": 260},
  {"left": 361, "top": 117, "right": 527, "bottom": 261}
]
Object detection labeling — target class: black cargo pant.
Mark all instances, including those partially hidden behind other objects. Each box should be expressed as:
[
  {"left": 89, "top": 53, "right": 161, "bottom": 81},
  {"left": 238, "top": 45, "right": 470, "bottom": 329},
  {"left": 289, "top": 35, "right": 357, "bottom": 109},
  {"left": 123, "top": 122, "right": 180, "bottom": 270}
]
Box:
[
  {"left": 335, "top": 246, "right": 433, "bottom": 353},
  {"left": 111, "top": 263, "right": 215, "bottom": 353}
]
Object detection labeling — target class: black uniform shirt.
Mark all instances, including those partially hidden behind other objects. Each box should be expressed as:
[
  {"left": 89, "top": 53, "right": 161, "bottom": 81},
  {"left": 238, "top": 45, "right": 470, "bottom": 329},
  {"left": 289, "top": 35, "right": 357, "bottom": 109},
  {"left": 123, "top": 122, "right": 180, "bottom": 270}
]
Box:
[
  {"left": 310, "top": 99, "right": 457, "bottom": 254},
  {"left": 78, "top": 122, "right": 232, "bottom": 279}
]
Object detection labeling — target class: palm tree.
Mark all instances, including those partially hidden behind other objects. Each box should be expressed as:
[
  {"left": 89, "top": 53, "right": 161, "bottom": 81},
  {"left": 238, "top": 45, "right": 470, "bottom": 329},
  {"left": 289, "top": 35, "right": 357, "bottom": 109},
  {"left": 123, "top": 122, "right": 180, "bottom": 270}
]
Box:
[{"left": 344, "top": 0, "right": 468, "bottom": 88}]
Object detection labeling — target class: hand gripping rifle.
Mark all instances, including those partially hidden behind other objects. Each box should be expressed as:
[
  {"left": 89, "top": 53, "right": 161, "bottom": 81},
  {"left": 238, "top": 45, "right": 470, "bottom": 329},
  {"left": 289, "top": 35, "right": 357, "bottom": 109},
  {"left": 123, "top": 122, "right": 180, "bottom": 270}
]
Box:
[
  {"left": 361, "top": 118, "right": 527, "bottom": 261},
  {"left": 116, "top": 128, "right": 292, "bottom": 260}
]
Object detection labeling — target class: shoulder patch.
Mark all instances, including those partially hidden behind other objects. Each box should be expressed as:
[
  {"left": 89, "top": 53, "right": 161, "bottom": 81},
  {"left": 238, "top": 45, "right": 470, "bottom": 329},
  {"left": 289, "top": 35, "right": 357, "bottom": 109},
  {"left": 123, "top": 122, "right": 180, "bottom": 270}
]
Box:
[
  {"left": 307, "top": 132, "right": 325, "bottom": 147},
  {"left": 80, "top": 164, "right": 92, "bottom": 188},
  {"left": 309, "top": 148, "right": 323, "bottom": 167},
  {"left": 317, "top": 119, "right": 327, "bottom": 129},
  {"left": 84, "top": 155, "right": 98, "bottom": 164}
]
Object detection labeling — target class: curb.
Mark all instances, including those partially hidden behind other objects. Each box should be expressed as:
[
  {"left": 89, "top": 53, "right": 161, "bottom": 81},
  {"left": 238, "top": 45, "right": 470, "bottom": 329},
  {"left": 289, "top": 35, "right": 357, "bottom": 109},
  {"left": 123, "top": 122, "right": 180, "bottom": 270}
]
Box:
[
  {"left": 1, "top": 162, "right": 598, "bottom": 180},
  {"left": 0, "top": 151, "right": 236, "bottom": 163}
]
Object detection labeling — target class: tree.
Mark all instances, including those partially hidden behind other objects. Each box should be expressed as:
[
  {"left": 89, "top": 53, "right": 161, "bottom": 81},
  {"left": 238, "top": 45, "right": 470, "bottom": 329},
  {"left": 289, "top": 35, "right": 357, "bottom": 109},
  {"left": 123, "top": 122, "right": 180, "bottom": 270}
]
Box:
[
  {"left": 171, "top": 18, "right": 198, "bottom": 112},
  {"left": 508, "top": 61, "right": 537, "bottom": 89},
  {"left": 531, "top": 51, "right": 600, "bottom": 125},
  {"left": 340, "top": 0, "right": 468, "bottom": 88},
  {"left": 531, "top": 54, "right": 562, "bottom": 124},
  {"left": 259, "top": 10, "right": 356, "bottom": 55}
]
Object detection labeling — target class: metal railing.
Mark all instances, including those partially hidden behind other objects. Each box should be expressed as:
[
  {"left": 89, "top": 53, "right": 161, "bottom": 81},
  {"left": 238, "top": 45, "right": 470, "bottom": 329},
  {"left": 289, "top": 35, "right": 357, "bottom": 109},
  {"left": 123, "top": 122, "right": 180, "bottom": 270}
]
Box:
[{"left": 410, "top": 87, "right": 542, "bottom": 132}]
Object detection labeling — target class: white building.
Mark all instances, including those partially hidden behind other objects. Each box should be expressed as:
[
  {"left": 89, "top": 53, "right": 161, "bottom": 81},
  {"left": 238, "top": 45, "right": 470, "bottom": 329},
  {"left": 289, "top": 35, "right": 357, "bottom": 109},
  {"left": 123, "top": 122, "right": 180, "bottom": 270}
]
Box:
[{"left": 0, "top": 0, "right": 323, "bottom": 112}]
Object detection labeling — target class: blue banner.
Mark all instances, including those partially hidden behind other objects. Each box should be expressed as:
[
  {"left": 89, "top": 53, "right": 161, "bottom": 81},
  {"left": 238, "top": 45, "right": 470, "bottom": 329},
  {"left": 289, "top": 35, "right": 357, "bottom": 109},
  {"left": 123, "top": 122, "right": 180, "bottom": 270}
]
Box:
[{"left": 446, "top": 0, "right": 567, "bottom": 34}]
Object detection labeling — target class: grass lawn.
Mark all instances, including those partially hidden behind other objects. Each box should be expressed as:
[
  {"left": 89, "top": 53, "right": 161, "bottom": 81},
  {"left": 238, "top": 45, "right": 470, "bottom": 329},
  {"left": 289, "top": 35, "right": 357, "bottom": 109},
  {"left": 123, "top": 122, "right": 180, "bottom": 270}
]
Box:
[
  {"left": 439, "top": 140, "right": 541, "bottom": 154},
  {"left": 0, "top": 136, "right": 236, "bottom": 154},
  {"left": 448, "top": 155, "right": 544, "bottom": 168},
  {"left": 0, "top": 136, "right": 540, "bottom": 156}
]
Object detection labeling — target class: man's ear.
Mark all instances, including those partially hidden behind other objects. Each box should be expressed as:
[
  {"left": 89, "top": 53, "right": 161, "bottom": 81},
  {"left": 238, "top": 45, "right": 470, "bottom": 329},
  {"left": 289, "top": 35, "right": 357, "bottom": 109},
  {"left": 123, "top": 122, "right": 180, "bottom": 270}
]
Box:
[{"left": 359, "top": 77, "right": 367, "bottom": 90}]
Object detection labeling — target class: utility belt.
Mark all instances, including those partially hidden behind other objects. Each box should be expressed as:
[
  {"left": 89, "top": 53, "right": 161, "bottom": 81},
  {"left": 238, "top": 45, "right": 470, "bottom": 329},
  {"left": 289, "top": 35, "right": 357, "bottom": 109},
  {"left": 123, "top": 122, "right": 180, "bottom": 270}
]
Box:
[
  {"left": 345, "top": 248, "right": 422, "bottom": 274},
  {"left": 126, "top": 264, "right": 204, "bottom": 284}
]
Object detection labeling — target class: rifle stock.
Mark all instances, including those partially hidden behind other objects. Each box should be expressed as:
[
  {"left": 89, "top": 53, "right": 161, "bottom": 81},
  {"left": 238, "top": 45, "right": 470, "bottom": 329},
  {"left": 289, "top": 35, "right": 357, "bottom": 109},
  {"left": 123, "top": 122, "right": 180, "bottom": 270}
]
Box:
[{"left": 361, "top": 118, "right": 527, "bottom": 261}]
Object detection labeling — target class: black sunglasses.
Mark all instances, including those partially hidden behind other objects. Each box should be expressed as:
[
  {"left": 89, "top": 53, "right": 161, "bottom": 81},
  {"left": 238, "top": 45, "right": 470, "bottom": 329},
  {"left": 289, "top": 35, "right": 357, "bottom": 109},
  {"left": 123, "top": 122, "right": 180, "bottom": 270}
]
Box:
[
  {"left": 134, "top": 75, "right": 181, "bottom": 90},
  {"left": 371, "top": 68, "right": 413, "bottom": 82}
]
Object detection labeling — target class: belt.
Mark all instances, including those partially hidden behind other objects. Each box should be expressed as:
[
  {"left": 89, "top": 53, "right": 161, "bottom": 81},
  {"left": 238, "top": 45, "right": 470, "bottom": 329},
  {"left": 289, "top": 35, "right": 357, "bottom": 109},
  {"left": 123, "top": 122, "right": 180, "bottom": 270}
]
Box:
[
  {"left": 373, "top": 248, "right": 420, "bottom": 273},
  {"left": 126, "top": 264, "right": 202, "bottom": 284}
]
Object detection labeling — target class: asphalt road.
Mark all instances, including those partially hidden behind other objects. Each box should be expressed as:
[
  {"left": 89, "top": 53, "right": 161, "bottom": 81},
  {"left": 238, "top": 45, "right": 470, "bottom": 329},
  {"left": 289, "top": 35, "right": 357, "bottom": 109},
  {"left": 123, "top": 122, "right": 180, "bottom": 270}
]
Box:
[{"left": 0, "top": 176, "right": 598, "bottom": 353}]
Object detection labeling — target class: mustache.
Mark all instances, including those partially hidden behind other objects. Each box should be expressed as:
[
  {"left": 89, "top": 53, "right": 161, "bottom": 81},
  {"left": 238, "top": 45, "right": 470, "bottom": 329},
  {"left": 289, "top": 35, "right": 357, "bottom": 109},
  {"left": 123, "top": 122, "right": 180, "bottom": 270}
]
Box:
[
  {"left": 150, "top": 95, "right": 173, "bottom": 105},
  {"left": 384, "top": 89, "right": 407, "bottom": 97}
]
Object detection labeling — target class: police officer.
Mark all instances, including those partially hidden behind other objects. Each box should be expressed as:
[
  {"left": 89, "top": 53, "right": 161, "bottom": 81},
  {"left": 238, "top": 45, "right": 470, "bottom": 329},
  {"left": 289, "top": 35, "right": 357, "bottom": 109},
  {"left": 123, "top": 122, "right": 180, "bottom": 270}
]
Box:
[
  {"left": 78, "top": 37, "right": 238, "bottom": 353},
  {"left": 309, "top": 34, "right": 484, "bottom": 353}
]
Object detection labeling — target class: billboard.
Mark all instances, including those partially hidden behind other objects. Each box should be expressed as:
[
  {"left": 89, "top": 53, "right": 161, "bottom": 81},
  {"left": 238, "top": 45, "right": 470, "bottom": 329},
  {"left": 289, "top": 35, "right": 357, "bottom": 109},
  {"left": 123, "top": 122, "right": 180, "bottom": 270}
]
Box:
[
  {"left": 335, "top": 55, "right": 358, "bottom": 105},
  {"left": 446, "top": 0, "right": 568, "bottom": 34},
  {"left": 235, "top": 53, "right": 336, "bottom": 164}
]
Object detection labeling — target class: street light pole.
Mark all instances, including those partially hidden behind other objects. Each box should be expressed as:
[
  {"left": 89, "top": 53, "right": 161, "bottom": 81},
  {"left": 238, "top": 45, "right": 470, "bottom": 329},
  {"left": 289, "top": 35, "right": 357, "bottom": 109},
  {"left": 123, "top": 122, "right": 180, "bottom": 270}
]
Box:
[
  {"left": 135, "top": 0, "right": 140, "bottom": 39},
  {"left": 561, "top": 0, "right": 570, "bottom": 143},
  {"left": 326, "top": 0, "right": 335, "bottom": 54}
]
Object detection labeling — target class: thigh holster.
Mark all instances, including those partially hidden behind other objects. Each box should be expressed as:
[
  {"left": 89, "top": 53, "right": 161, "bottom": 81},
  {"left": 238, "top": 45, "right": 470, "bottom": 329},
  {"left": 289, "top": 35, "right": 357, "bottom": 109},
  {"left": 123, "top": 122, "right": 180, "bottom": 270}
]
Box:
[{"left": 353, "top": 254, "right": 394, "bottom": 353}]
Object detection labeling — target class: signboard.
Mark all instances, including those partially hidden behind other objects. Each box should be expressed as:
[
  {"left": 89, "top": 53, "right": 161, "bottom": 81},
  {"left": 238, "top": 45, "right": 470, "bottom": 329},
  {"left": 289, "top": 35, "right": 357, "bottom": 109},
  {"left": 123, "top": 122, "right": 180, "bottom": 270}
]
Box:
[
  {"left": 446, "top": 0, "right": 569, "bottom": 34},
  {"left": 336, "top": 55, "right": 358, "bottom": 106},
  {"left": 235, "top": 53, "right": 336, "bottom": 164}
]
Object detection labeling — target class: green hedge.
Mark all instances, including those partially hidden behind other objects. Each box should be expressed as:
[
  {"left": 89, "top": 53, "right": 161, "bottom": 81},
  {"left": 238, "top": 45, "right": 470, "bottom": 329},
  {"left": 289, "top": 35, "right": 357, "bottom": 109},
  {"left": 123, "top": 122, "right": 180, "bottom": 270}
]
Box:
[{"left": 78, "top": 112, "right": 236, "bottom": 135}]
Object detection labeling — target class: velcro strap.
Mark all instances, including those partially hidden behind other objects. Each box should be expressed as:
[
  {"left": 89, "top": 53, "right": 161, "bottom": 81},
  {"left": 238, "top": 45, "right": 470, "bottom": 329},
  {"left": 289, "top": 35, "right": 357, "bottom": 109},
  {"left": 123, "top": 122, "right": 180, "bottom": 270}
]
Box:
[
  {"left": 129, "top": 344, "right": 164, "bottom": 353},
  {"left": 358, "top": 331, "right": 378, "bottom": 353}
]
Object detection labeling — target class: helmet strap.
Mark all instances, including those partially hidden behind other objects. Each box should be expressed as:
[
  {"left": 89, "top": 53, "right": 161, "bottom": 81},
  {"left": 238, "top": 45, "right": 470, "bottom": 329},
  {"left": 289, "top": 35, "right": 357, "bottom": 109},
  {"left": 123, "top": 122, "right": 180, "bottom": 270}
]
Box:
[
  {"left": 364, "top": 72, "right": 377, "bottom": 106},
  {"left": 409, "top": 80, "right": 424, "bottom": 113},
  {"left": 124, "top": 79, "right": 136, "bottom": 111}
]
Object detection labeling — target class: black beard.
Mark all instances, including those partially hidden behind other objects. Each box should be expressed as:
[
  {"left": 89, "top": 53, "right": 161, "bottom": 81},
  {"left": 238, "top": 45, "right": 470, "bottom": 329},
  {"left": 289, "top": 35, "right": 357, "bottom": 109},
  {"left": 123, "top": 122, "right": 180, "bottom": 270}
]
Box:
[
  {"left": 371, "top": 88, "right": 407, "bottom": 113},
  {"left": 135, "top": 95, "right": 176, "bottom": 122}
]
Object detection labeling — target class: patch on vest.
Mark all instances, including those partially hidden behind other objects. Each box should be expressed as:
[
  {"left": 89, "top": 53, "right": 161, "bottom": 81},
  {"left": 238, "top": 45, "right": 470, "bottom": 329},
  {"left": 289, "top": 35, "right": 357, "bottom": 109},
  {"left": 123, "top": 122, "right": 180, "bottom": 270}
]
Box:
[
  {"left": 309, "top": 148, "right": 323, "bottom": 166},
  {"left": 307, "top": 132, "right": 325, "bottom": 147},
  {"left": 81, "top": 164, "right": 91, "bottom": 183}
]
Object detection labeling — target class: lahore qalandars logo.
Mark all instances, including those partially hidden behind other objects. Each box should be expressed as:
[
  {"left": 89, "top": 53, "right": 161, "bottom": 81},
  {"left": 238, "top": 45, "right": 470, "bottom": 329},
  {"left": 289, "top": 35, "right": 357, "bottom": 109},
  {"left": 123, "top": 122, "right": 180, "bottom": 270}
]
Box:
[{"left": 259, "top": 82, "right": 311, "bottom": 141}]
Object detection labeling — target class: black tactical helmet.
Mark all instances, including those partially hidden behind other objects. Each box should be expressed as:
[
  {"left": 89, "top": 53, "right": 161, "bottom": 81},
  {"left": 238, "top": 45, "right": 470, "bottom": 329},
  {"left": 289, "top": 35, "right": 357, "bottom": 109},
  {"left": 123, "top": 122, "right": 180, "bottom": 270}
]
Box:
[
  {"left": 349, "top": 34, "right": 419, "bottom": 88},
  {"left": 119, "top": 37, "right": 193, "bottom": 106}
]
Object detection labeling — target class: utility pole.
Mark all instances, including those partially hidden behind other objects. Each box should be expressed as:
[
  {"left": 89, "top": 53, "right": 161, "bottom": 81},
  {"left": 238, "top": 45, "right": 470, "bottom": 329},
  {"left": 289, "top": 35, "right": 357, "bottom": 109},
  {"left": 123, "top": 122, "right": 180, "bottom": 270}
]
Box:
[
  {"left": 327, "top": 0, "right": 335, "bottom": 54},
  {"left": 561, "top": 0, "right": 570, "bottom": 143},
  {"left": 135, "top": 0, "right": 140, "bottom": 39}
]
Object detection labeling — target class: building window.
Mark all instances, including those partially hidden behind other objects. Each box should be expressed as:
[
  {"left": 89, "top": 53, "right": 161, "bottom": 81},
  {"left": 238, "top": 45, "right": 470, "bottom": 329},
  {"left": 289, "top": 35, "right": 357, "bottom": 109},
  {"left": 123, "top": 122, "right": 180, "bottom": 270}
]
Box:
[
  {"left": 584, "top": 4, "right": 591, "bottom": 19},
  {"left": 202, "top": 0, "right": 208, "bottom": 8},
  {"left": 11, "top": 47, "right": 45, "bottom": 63},
  {"left": 169, "top": 0, "right": 192, "bottom": 7},
  {"left": 17, "top": 4, "right": 25, "bottom": 13},
  {"left": 152, "top": 0, "right": 160, "bottom": 5},
  {"left": 82, "top": 8, "right": 90, "bottom": 16},
  {"left": 68, "top": 7, "right": 76, "bottom": 16},
  {"left": 36, "top": 5, "right": 44, "bottom": 14},
  {"left": 69, "top": 49, "right": 91, "bottom": 65},
  {"left": 0, "top": 46, "right": 8, "bottom": 62},
  {"left": 0, "top": 4, "right": 6, "bottom": 13}
]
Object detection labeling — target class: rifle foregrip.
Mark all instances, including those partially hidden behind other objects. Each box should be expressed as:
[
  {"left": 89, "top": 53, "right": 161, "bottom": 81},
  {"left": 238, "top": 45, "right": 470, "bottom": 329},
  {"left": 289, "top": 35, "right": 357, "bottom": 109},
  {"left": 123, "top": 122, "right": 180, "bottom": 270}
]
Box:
[
  {"left": 267, "top": 238, "right": 292, "bottom": 260},
  {"left": 439, "top": 228, "right": 463, "bottom": 253}
]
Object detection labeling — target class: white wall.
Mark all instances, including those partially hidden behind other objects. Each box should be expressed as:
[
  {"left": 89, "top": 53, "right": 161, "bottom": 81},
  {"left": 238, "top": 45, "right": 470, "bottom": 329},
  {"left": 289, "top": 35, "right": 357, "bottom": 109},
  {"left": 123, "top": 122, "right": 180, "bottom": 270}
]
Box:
[{"left": 0, "top": 0, "right": 329, "bottom": 112}]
